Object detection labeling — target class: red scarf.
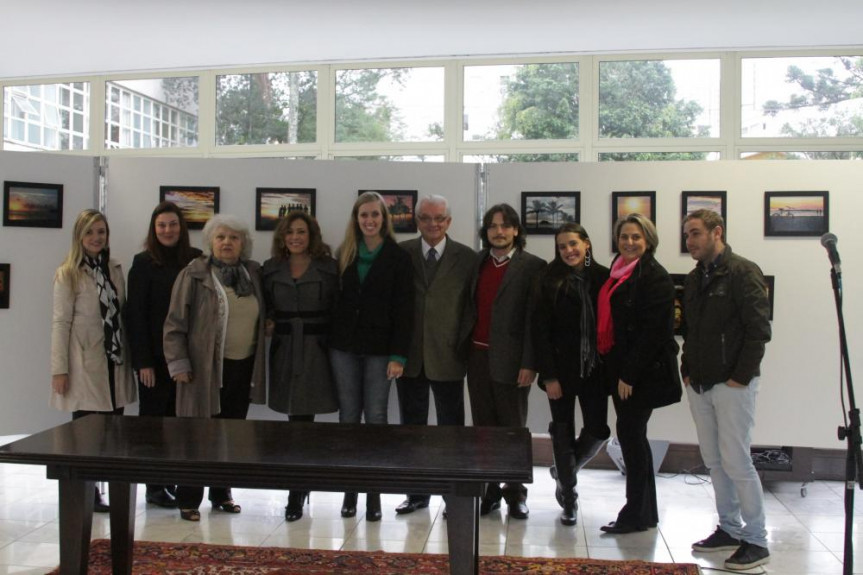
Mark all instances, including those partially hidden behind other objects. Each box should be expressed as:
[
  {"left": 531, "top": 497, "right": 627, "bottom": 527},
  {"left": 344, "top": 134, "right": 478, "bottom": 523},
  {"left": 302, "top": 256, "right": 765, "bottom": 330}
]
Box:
[{"left": 596, "top": 256, "right": 639, "bottom": 355}]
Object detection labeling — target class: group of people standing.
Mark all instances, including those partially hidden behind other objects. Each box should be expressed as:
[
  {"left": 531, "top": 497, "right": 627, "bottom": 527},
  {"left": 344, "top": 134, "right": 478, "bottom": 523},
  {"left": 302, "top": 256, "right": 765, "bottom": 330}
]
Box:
[{"left": 48, "top": 191, "right": 771, "bottom": 571}]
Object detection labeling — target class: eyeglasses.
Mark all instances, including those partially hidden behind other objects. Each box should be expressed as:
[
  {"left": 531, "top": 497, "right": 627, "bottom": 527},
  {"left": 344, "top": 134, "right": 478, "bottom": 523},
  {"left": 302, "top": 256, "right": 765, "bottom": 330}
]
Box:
[{"left": 417, "top": 215, "right": 449, "bottom": 224}]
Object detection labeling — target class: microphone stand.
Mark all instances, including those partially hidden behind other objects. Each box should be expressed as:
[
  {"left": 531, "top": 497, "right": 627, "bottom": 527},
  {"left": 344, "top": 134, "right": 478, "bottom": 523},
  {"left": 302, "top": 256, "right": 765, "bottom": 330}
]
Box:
[{"left": 831, "top": 267, "right": 861, "bottom": 575}]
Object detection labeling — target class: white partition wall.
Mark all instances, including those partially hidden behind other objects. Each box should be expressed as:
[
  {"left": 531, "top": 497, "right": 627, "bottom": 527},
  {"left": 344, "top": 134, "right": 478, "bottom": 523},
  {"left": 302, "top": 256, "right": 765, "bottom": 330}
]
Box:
[
  {"left": 486, "top": 161, "right": 863, "bottom": 448},
  {"left": 0, "top": 151, "right": 98, "bottom": 434},
  {"left": 105, "top": 157, "right": 479, "bottom": 423}
]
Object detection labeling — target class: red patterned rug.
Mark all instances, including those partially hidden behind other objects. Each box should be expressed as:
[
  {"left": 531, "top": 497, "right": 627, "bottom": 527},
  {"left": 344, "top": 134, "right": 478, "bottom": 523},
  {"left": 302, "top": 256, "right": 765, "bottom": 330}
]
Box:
[{"left": 49, "top": 539, "right": 700, "bottom": 574}]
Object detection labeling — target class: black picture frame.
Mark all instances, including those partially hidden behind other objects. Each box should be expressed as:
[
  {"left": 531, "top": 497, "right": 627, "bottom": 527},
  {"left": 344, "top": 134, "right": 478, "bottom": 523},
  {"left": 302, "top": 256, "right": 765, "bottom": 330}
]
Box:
[
  {"left": 520, "top": 192, "right": 580, "bottom": 235},
  {"left": 671, "top": 272, "right": 775, "bottom": 335},
  {"left": 358, "top": 190, "right": 418, "bottom": 234},
  {"left": 611, "top": 191, "right": 656, "bottom": 252},
  {"left": 255, "top": 188, "right": 316, "bottom": 231},
  {"left": 159, "top": 186, "right": 220, "bottom": 230},
  {"left": 3, "top": 181, "right": 64, "bottom": 228},
  {"left": 681, "top": 191, "right": 727, "bottom": 253},
  {"left": 0, "top": 263, "right": 9, "bottom": 309},
  {"left": 764, "top": 191, "right": 829, "bottom": 237}
]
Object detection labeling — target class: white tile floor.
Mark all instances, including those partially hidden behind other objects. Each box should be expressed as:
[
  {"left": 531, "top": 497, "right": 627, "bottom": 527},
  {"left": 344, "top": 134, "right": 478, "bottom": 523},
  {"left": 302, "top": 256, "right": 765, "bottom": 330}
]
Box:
[{"left": 0, "top": 439, "right": 858, "bottom": 574}]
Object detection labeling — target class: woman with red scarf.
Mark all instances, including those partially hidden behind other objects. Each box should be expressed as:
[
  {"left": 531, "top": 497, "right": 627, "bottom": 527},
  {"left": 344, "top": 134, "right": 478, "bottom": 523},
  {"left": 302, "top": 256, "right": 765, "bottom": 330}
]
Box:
[{"left": 595, "top": 213, "right": 681, "bottom": 534}]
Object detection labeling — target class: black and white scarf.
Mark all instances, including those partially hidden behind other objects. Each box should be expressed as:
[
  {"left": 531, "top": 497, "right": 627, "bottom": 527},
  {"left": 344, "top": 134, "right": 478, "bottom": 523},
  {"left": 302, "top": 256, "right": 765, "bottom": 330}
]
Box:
[
  {"left": 210, "top": 256, "right": 253, "bottom": 297},
  {"left": 83, "top": 252, "right": 123, "bottom": 364}
]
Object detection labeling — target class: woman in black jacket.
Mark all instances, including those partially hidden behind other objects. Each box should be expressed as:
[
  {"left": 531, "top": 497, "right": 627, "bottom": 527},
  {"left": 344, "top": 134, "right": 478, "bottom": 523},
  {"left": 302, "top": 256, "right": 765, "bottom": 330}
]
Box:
[
  {"left": 595, "top": 213, "right": 680, "bottom": 534},
  {"left": 533, "top": 223, "right": 610, "bottom": 526},
  {"left": 126, "top": 201, "right": 201, "bottom": 508},
  {"left": 330, "top": 191, "right": 414, "bottom": 521}
]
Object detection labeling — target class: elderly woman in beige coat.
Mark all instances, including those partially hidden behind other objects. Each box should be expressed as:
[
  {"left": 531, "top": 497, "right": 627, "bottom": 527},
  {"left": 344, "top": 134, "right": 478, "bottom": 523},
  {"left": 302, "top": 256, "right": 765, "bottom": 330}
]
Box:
[
  {"left": 51, "top": 209, "right": 136, "bottom": 512},
  {"left": 163, "top": 214, "right": 266, "bottom": 522}
]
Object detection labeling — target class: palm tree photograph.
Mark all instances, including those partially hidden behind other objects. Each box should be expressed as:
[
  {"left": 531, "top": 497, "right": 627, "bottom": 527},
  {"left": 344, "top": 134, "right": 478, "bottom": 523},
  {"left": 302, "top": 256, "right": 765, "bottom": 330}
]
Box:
[{"left": 520, "top": 192, "right": 580, "bottom": 235}]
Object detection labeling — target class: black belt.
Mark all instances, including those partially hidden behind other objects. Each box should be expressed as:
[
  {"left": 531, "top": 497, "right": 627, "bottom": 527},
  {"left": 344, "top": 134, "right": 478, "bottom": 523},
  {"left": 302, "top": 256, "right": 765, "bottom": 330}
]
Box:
[
  {"left": 274, "top": 322, "right": 330, "bottom": 336},
  {"left": 274, "top": 310, "right": 329, "bottom": 320}
]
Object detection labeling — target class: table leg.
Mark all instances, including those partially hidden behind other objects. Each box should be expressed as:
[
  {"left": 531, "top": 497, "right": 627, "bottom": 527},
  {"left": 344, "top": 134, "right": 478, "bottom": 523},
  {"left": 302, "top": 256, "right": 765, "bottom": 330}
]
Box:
[
  {"left": 58, "top": 479, "right": 93, "bottom": 575},
  {"left": 108, "top": 482, "right": 136, "bottom": 575},
  {"left": 443, "top": 494, "right": 479, "bottom": 575}
]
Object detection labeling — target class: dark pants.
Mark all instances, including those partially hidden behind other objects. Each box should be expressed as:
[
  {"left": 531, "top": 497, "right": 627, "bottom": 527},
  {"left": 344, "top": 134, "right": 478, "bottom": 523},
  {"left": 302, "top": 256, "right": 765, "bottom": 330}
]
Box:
[
  {"left": 548, "top": 376, "right": 609, "bottom": 438},
  {"left": 138, "top": 361, "right": 177, "bottom": 494},
  {"left": 466, "top": 348, "right": 530, "bottom": 504},
  {"left": 397, "top": 368, "right": 465, "bottom": 504},
  {"left": 612, "top": 393, "right": 658, "bottom": 528},
  {"left": 176, "top": 356, "right": 254, "bottom": 510}
]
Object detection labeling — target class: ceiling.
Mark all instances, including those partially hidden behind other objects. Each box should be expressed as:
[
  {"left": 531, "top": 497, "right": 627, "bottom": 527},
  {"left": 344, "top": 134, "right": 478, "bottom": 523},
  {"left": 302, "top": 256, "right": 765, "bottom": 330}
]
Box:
[{"left": 2, "top": 0, "right": 862, "bottom": 79}]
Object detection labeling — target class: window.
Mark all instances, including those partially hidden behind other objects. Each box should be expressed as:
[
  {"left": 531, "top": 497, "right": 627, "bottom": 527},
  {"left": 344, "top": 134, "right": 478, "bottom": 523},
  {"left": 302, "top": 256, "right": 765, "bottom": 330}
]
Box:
[
  {"left": 3, "top": 82, "right": 89, "bottom": 151},
  {"left": 462, "top": 153, "right": 578, "bottom": 163},
  {"left": 741, "top": 56, "right": 863, "bottom": 138},
  {"left": 598, "top": 151, "right": 719, "bottom": 161},
  {"left": 463, "top": 62, "right": 579, "bottom": 142},
  {"left": 216, "top": 71, "right": 317, "bottom": 145},
  {"left": 599, "top": 59, "right": 720, "bottom": 138},
  {"left": 334, "top": 155, "right": 444, "bottom": 162},
  {"left": 105, "top": 78, "right": 198, "bottom": 149},
  {"left": 335, "top": 66, "right": 444, "bottom": 143},
  {"left": 740, "top": 151, "right": 863, "bottom": 160}
]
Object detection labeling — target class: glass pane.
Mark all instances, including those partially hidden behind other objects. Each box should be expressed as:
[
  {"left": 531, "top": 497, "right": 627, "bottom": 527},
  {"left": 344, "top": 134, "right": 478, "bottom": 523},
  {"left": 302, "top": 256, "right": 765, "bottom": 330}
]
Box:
[
  {"left": 599, "top": 59, "right": 719, "bottom": 138},
  {"left": 464, "top": 62, "right": 579, "bottom": 141},
  {"left": 104, "top": 77, "right": 199, "bottom": 149},
  {"left": 216, "top": 71, "right": 317, "bottom": 145},
  {"left": 335, "top": 67, "right": 444, "bottom": 143},
  {"left": 334, "top": 155, "right": 444, "bottom": 162},
  {"left": 462, "top": 153, "right": 578, "bottom": 163},
  {"left": 741, "top": 151, "right": 863, "bottom": 160},
  {"left": 741, "top": 56, "right": 863, "bottom": 138},
  {"left": 598, "top": 151, "right": 719, "bottom": 161},
  {"left": 2, "top": 82, "right": 90, "bottom": 151}
]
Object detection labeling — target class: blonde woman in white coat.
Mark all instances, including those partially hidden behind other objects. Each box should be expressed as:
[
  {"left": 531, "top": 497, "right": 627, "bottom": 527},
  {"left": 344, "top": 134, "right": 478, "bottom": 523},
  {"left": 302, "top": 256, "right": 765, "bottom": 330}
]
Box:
[{"left": 50, "top": 209, "right": 136, "bottom": 511}]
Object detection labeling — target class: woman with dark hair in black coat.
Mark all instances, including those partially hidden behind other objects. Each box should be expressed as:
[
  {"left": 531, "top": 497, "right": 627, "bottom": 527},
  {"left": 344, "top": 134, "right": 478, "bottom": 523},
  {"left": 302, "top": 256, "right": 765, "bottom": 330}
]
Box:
[
  {"left": 534, "top": 223, "right": 610, "bottom": 526},
  {"left": 595, "top": 213, "right": 681, "bottom": 534},
  {"left": 126, "top": 201, "right": 201, "bottom": 508}
]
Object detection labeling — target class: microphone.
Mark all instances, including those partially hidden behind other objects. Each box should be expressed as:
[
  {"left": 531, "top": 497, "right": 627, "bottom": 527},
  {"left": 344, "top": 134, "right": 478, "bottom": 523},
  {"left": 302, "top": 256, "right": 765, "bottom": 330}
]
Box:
[{"left": 821, "top": 233, "right": 841, "bottom": 275}]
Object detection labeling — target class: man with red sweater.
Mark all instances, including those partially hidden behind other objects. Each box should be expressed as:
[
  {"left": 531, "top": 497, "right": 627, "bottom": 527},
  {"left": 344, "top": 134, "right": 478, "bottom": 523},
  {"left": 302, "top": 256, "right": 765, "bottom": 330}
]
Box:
[{"left": 468, "top": 203, "right": 546, "bottom": 519}]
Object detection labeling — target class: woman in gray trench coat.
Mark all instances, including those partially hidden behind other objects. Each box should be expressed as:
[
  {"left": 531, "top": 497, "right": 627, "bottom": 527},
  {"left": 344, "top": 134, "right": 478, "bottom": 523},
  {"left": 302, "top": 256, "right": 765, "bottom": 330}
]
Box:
[
  {"left": 263, "top": 211, "right": 338, "bottom": 521},
  {"left": 163, "top": 214, "right": 267, "bottom": 522}
]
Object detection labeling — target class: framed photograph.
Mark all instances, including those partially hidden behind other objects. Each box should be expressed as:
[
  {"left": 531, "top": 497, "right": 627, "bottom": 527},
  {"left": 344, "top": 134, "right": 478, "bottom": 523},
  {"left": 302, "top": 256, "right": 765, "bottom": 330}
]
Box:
[
  {"left": 3, "top": 181, "right": 64, "bottom": 228},
  {"left": 681, "top": 191, "right": 727, "bottom": 253},
  {"left": 0, "top": 263, "right": 9, "bottom": 309},
  {"left": 359, "top": 190, "right": 418, "bottom": 234},
  {"left": 764, "top": 191, "right": 829, "bottom": 237},
  {"left": 520, "top": 192, "right": 580, "bottom": 235},
  {"left": 611, "top": 191, "right": 656, "bottom": 252},
  {"left": 159, "top": 186, "right": 220, "bottom": 230},
  {"left": 670, "top": 273, "right": 687, "bottom": 336},
  {"left": 256, "top": 188, "right": 316, "bottom": 231}
]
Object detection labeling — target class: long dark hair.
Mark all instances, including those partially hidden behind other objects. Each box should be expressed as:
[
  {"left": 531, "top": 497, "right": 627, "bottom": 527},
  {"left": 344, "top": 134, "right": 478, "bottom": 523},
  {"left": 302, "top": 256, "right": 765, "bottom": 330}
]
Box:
[
  {"left": 544, "top": 222, "right": 593, "bottom": 297},
  {"left": 145, "top": 201, "right": 196, "bottom": 266},
  {"left": 479, "top": 203, "right": 526, "bottom": 250},
  {"left": 271, "top": 211, "right": 331, "bottom": 260}
]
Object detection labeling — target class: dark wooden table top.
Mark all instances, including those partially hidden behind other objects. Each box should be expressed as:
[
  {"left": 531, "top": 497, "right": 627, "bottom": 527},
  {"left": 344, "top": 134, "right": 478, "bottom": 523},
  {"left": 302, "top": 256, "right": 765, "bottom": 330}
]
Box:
[{"left": 0, "top": 416, "right": 532, "bottom": 493}]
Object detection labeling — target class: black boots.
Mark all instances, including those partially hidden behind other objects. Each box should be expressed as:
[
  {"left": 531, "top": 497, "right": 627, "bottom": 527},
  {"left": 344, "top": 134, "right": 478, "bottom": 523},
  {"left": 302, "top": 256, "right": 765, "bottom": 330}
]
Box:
[
  {"left": 365, "top": 493, "right": 382, "bottom": 522},
  {"left": 341, "top": 492, "right": 358, "bottom": 518},
  {"left": 285, "top": 491, "right": 309, "bottom": 522},
  {"left": 549, "top": 422, "right": 577, "bottom": 526},
  {"left": 574, "top": 428, "right": 610, "bottom": 473}
]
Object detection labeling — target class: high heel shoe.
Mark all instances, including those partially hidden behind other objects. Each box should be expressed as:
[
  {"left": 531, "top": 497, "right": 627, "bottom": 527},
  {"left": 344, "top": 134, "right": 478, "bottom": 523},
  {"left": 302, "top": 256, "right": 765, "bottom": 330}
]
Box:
[
  {"left": 179, "top": 508, "right": 200, "bottom": 522},
  {"left": 285, "top": 491, "right": 309, "bottom": 522},
  {"left": 341, "top": 492, "right": 358, "bottom": 518},
  {"left": 212, "top": 500, "right": 242, "bottom": 513},
  {"left": 93, "top": 487, "right": 109, "bottom": 513},
  {"left": 365, "top": 493, "right": 382, "bottom": 522}
]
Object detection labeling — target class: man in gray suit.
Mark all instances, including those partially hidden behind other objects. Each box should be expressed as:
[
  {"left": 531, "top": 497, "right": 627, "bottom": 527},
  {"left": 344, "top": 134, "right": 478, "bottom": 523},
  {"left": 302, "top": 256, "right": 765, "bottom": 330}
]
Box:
[
  {"left": 468, "top": 203, "right": 546, "bottom": 519},
  {"left": 394, "top": 194, "right": 476, "bottom": 515}
]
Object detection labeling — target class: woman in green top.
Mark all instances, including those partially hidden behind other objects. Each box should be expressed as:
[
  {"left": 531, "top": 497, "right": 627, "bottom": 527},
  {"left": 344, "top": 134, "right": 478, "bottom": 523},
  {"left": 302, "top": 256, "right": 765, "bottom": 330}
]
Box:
[{"left": 329, "top": 191, "right": 414, "bottom": 522}]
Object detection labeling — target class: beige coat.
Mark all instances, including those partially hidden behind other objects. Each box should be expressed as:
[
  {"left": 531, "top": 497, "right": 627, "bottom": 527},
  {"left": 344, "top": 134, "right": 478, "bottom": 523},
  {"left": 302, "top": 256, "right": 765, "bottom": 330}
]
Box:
[
  {"left": 163, "top": 256, "right": 267, "bottom": 417},
  {"left": 50, "top": 259, "right": 136, "bottom": 412}
]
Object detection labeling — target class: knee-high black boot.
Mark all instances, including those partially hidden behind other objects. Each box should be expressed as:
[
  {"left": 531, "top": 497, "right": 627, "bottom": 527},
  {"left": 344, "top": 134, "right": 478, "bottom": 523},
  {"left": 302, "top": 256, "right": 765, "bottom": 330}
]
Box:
[
  {"left": 549, "top": 422, "right": 578, "bottom": 526},
  {"left": 573, "top": 427, "right": 611, "bottom": 473}
]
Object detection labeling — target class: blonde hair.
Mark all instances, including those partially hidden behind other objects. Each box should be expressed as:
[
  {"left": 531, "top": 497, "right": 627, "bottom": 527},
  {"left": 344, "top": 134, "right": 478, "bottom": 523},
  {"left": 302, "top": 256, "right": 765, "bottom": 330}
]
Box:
[
  {"left": 56, "top": 209, "right": 109, "bottom": 290},
  {"left": 337, "top": 191, "right": 396, "bottom": 273}
]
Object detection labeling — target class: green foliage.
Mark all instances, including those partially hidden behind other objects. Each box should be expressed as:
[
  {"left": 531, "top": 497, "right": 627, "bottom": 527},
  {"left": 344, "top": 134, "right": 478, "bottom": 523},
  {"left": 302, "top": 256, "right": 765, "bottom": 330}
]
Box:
[
  {"left": 598, "top": 61, "right": 706, "bottom": 138},
  {"left": 335, "top": 69, "right": 407, "bottom": 143},
  {"left": 601, "top": 152, "right": 709, "bottom": 161},
  {"left": 215, "top": 73, "right": 317, "bottom": 145},
  {"left": 496, "top": 63, "right": 579, "bottom": 140}
]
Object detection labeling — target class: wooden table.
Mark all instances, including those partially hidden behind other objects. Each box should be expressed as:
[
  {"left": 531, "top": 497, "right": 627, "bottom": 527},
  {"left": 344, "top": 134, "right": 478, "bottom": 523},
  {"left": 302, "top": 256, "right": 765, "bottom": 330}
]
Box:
[{"left": 0, "top": 415, "right": 532, "bottom": 575}]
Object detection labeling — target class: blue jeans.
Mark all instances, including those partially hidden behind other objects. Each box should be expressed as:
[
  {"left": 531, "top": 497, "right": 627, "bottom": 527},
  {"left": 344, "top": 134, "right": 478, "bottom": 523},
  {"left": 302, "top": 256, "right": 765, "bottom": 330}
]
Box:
[
  {"left": 687, "top": 378, "right": 767, "bottom": 548},
  {"left": 330, "top": 349, "right": 391, "bottom": 424}
]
